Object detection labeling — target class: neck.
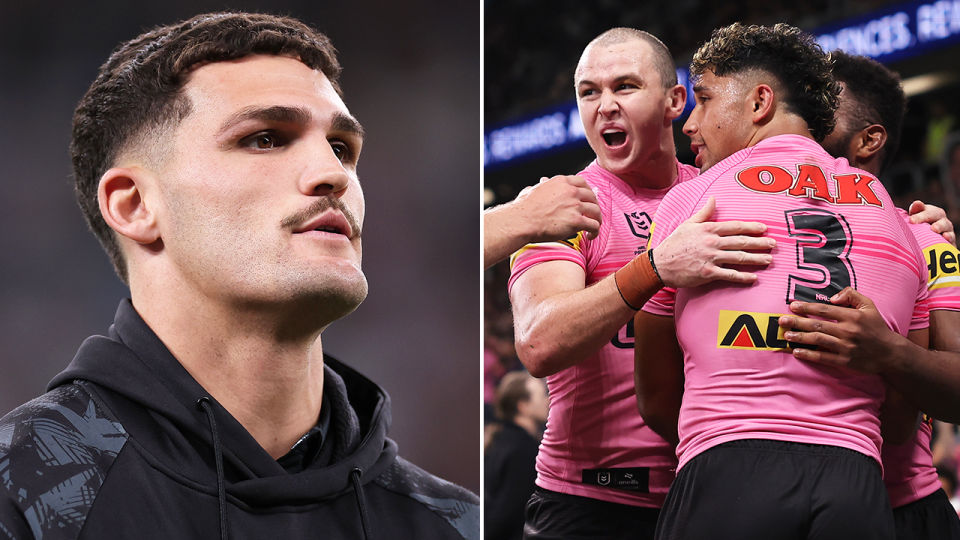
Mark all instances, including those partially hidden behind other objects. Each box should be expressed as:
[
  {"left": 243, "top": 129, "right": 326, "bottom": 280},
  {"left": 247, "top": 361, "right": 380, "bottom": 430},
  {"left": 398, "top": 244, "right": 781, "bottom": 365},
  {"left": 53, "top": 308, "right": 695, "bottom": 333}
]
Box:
[
  {"left": 130, "top": 273, "right": 326, "bottom": 459},
  {"left": 613, "top": 151, "right": 678, "bottom": 190},
  {"left": 746, "top": 113, "right": 814, "bottom": 149}
]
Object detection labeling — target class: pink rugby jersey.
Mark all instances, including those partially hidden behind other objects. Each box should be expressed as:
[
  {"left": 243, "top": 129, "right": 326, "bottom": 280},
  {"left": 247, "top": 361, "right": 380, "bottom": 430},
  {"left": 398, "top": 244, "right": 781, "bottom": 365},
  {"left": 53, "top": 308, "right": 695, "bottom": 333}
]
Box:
[
  {"left": 643, "top": 134, "right": 929, "bottom": 472},
  {"left": 508, "top": 159, "right": 698, "bottom": 507},
  {"left": 882, "top": 211, "right": 960, "bottom": 508}
]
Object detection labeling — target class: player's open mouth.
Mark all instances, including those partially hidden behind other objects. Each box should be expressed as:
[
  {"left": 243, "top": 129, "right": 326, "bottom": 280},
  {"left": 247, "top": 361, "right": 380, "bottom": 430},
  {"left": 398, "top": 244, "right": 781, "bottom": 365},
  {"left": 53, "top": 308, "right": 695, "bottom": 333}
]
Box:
[{"left": 602, "top": 130, "right": 627, "bottom": 147}]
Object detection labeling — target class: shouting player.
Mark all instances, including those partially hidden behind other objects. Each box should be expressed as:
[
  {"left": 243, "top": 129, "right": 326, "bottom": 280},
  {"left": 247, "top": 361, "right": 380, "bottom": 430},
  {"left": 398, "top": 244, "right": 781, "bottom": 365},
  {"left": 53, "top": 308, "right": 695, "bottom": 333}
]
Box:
[{"left": 508, "top": 28, "right": 774, "bottom": 539}]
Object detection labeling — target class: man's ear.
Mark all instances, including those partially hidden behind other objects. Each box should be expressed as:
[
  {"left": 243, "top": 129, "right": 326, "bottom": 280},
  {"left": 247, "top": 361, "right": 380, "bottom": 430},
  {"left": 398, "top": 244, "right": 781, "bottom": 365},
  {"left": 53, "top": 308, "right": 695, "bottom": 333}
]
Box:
[
  {"left": 749, "top": 83, "right": 776, "bottom": 125},
  {"left": 664, "top": 84, "right": 687, "bottom": 121},
  {"left": 855, "top": 124, "right": 887, "bottom": 161},
  {"left": 98, "top": 167, "right": 160, "bottom": 245}
]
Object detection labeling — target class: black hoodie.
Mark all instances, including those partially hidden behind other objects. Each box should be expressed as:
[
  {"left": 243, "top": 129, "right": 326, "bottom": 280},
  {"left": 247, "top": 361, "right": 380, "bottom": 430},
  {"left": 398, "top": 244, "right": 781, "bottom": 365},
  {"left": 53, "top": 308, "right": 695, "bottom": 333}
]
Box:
[{"left": 0, "top": 300, "right": 479, "bottom": 539}]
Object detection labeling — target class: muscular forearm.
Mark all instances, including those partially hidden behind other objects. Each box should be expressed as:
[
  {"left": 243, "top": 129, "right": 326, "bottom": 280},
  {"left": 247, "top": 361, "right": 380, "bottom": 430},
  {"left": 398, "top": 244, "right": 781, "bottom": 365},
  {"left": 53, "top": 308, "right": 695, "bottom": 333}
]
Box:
[
  {"left": 484, "top": 204, "right": 534, "bottom": 269},
  {"left": 514, "top": 275, "right": 637, "bottom": 378}
]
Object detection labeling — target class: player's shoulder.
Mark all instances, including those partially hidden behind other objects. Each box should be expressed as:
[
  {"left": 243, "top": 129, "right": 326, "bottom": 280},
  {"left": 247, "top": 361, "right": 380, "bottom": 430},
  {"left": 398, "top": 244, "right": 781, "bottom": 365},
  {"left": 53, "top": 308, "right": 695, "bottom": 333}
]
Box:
[
  {"left": 0, "top": 383, "right": 128, "bottom": 458},
  {"left": 0, "top": 383, "right": 128, "bottom": 539},
  {"left": 372, "top": 456, "right": 479, "bottom": 540}
]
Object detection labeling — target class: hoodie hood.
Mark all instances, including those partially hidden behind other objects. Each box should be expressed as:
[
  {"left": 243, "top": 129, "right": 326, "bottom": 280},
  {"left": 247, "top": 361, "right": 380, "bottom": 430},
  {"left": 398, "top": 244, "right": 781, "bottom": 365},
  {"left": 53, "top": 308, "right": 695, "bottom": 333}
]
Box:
[{"left": 48, "top": 299, "right": 398, "bottom": 509}]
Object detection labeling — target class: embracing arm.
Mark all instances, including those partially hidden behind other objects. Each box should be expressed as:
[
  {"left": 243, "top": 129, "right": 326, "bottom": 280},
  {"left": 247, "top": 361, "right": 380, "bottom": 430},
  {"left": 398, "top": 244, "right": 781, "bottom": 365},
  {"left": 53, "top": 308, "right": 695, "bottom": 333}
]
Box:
[
  {"left": 512, "top": 197, "right": 774, "bottom": 378},
  {"left": 483, "top": 175, "right": 601, "bottom": 269},
  {"left": 909, "top": 200, "right": 956, "bottom": 247},
  {"left": 780, "top": 288, "right": 960, "bottom": 423},
  {"left": 634, "top": 311, "right": 683, "bottom": 445},
  {"left": 878, "top": 329, "right": 926, "bottom": 446}
]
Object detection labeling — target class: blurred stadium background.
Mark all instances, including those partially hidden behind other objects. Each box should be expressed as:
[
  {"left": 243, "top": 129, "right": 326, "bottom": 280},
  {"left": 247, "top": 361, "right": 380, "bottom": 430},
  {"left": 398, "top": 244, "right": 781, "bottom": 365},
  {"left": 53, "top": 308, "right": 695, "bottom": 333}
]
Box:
[
  {"left": 485, "top": 0, "right": 960, "bottom": 509},
  {"left": 0, "top": 0, "right": 479, "bottom": 492}
]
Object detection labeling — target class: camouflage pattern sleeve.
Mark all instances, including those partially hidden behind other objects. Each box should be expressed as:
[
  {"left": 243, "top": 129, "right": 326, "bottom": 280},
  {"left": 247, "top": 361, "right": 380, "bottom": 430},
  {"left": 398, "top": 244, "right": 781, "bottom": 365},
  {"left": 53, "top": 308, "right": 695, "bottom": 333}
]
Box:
[{"left": 0, "top": 385, "right": 128, "bottom": 540}]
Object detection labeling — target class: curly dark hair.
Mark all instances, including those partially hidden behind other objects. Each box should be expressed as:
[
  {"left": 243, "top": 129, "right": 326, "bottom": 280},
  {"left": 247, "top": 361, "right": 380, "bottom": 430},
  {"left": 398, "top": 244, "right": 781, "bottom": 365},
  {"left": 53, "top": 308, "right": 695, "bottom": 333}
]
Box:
[
  {"left": 71, "top": 12, "right": 341, "bottom": 284},
  {"left": 830, "top": 50, "right": 906, "bottom": 174},
  {"left": 690, "top": 22, "right": 840, "bottom": 142}
]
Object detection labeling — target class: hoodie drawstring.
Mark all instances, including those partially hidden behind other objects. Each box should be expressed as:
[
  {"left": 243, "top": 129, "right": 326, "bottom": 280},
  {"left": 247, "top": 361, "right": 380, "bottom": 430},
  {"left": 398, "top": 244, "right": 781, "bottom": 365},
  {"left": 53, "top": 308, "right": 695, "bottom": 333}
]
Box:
[
  {"left": 350, "top": 467, "right": 372, "bottom": 540},
  {"left": 198, "top": 397, "right": 228, "bottom": 540}
]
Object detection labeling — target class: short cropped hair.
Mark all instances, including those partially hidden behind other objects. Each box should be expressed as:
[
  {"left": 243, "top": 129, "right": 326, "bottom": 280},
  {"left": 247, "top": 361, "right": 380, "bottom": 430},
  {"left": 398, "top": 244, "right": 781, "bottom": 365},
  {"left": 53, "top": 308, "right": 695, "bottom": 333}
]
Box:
[
  {"left": 494, "top": 371, "right": 533, "bottom": 422},
  {"left": 690, "top": 22, "right": 840, "bottom": 142},
  {"left": 831, "top": 50, "right": 907, "bottom": 173},
  {"left": 581, "top": 28, "right": 678, "bottom": 88},
  {"left": 71, "top": 12, "right": 341, "bottom": 283}
]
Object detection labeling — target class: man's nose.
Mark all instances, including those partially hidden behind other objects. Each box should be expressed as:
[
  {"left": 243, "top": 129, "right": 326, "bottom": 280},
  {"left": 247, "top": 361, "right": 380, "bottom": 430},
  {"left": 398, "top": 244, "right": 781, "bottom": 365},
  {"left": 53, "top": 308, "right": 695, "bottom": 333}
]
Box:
[
  {"left": 682, "top": 113, "right": 698, "bottom": 137},
  {"left": 598, "top": 90, "right": 619, "bottom": 117},
  {"left": 300, "top": 142, "right": 351, "bottom": 197}
]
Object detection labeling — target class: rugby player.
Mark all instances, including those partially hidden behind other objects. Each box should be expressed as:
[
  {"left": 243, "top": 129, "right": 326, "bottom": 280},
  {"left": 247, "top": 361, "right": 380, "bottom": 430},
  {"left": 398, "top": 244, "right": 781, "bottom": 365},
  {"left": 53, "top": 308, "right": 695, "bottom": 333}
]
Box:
[
  {"left": 634, "top": 23, "right": 927, "bottom": 539},
  {"left": 508, "top": 28, "right": 775, "bottom": 539},
  {"left": 779, "top": 50, "right": 960, "bottom": 540}
]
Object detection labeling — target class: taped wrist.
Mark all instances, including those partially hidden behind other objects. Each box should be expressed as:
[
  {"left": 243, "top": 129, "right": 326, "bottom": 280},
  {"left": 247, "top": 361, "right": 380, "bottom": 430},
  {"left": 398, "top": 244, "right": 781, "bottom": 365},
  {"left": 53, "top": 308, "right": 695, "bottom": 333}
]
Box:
[{"left": 614, "top": 248, "right": 665, "bottom": 310}]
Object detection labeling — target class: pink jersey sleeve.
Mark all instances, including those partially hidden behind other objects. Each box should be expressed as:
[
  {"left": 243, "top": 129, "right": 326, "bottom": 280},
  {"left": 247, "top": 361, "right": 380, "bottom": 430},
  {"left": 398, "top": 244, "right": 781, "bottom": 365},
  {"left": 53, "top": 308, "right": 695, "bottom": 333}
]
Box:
[{"left": 905, "top": 210, "right": 960, "bottom": 312}]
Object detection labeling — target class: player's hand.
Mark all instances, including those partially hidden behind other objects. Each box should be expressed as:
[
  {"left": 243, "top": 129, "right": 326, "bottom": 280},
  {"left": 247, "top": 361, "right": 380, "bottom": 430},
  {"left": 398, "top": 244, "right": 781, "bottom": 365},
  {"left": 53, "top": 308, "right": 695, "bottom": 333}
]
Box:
[
  {"left": 777, "top": 287, "right": 903, "bottom": 374},
  {"left": 653, "top": 196, "right": 774, "bottom": 288},
  {"left": 515, "top": 175, "right": 602, "bottom": 242},
  {"left": 909, "top": 200, "right": 956, "bottom": 246}
]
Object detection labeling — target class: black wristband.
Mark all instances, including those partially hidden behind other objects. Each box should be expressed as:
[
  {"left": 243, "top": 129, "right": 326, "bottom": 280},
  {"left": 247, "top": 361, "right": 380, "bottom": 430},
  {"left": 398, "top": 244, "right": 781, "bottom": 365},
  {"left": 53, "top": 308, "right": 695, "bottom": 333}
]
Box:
[{"left": 647, "top": 248, "right": 663, "bottom": 286}]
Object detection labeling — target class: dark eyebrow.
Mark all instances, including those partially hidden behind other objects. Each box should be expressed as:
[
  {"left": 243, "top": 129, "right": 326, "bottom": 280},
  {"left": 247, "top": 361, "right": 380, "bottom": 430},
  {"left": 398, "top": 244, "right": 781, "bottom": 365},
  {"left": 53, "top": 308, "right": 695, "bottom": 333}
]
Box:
[
  {"left": 218, "top": 105, "right": 312, "bottom": 136},
  {"left": 331, "top": 112, "right": 365, "bottom": 141},
  {"left": 692, "top": 84, "right": 706, "bottom": 93},
  {"left": 217, "top": 106, "right": 364, "bottom": 142}
]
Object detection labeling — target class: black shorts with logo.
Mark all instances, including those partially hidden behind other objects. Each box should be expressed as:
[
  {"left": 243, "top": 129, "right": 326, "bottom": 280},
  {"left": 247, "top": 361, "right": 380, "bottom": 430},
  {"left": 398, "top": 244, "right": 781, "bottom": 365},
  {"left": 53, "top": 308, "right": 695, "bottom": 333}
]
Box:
[
  {"left": 655, "top": 439, "right": 894, "bottom": 540},
  {"left": 893, "top": 488, "right": 960, "bottom": 540},
  {"left": 523, "top": 487, "right": 659, "bottom": 540}
]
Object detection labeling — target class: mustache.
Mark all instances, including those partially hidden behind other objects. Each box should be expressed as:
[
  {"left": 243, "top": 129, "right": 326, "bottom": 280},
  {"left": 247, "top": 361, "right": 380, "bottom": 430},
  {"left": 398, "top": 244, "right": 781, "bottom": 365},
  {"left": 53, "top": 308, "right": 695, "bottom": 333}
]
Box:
[{"left": 281, "top": 195, "right": 362, "bottom": 239}]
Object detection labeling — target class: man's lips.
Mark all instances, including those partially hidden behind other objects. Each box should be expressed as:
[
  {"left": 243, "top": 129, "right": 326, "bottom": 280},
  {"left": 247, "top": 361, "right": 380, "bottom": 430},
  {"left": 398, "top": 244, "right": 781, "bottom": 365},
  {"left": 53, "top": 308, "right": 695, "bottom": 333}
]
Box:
[
  {"left": 293, "top": 210, "right": 353, "bottom": 239},
  {"left": 282, "top": 195, "right": 362, "bottom": 240}
]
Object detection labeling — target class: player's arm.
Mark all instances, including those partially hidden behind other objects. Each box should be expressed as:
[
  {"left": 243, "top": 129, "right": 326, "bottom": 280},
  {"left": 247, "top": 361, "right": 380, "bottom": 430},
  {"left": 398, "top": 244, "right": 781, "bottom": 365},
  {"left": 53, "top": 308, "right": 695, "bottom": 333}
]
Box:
[
  {"left": 483, "top": 175, "right": 601, "bottom": 269},
  {"left": 634, "top": 311, "right": 683, "bottom": 445},
  {"left": 512, "top": 197, "right": 774, "bottom": 378},
  {"left": 878, "top": 335, "right": 924, "bottom": 446},
  {"left": 779, "top": 288, "right": 960, "bottom": 423},
  {"left": 909, "top": 200, "right": 956, "bottom": 246}
]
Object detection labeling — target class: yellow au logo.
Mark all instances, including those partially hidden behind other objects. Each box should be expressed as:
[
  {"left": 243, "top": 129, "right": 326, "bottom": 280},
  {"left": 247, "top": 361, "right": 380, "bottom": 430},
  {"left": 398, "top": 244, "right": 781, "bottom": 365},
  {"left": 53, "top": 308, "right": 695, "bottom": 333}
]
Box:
[
  {"left": 925, "top": 243, "right": 960, "bottom": 290},
  {"left": 717, "top": 310, "right": 791, "bottom": 351}
]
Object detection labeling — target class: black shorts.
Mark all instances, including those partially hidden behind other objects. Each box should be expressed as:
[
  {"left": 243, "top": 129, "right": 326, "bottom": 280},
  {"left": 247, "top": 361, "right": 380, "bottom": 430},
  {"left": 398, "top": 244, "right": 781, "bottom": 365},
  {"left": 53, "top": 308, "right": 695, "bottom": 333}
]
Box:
[
  {"left": 523, "top": 487, "right": 659, "bottom": 540},
  {"left": 655, "top": 439, "right": 894, "bottom": 540},
  {"left": 893, "top": 488, "right": 960, "bottom": 540}
]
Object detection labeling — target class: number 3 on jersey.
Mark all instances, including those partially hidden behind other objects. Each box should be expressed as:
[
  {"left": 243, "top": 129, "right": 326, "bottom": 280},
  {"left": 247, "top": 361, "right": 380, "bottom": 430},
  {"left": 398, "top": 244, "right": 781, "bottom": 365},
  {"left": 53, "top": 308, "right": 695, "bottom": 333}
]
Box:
[{"left": 785, "top": 208, "right": 857, "bottom": 304}]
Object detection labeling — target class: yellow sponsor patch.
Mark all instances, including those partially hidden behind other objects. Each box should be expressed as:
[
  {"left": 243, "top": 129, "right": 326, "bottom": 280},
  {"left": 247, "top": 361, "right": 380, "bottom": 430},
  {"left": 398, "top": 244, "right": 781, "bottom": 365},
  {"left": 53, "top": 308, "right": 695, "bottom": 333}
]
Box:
[
  {"left": 509, "top": 232, "right": 585, "bottom": 269},
  {"left": 925, "top": 243, "right": 960, "bottom": 290},
  {"left": 717, "top": 310, "right": 791, "bottom": 351}
]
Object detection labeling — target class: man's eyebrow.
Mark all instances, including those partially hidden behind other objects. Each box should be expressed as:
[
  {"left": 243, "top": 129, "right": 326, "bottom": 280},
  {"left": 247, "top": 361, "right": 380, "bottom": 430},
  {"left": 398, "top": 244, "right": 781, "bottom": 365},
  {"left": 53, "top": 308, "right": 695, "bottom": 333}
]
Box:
[
  {"left": 218, "top": 105, "right": 312, "bottom": 135},
  {"left": 331, "top": 112, "right": 365, "bottom": 141},
  {"left": 692, "top": 84, "right": 706, "bottom": 93}
]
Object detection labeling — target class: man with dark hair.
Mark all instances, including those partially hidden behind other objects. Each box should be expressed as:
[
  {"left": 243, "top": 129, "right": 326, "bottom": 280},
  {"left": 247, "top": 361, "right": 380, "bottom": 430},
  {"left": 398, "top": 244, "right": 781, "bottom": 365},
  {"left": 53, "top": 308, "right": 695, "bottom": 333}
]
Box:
[
  {"left": 779, "top": 51, "right": 960, "bottom": 540},
  {"left": 509, "top": 27, "right": 776, "bottom": 540},
  {"left": 0, "top": 12, "right": 477, "bottom": 539},
  {"left": 635, "top": 23, "right": 929, "bottom": 539},
  {"left": 484, "top": 371, "right": 548, "bottom": 540}
]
